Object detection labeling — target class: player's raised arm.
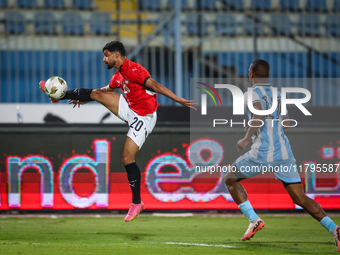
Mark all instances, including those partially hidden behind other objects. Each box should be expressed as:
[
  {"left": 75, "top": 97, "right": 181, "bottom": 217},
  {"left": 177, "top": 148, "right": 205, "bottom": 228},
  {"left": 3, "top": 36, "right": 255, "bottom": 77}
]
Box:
[{"left": 144, "top": 78, "right": 197, "bottom": 110}]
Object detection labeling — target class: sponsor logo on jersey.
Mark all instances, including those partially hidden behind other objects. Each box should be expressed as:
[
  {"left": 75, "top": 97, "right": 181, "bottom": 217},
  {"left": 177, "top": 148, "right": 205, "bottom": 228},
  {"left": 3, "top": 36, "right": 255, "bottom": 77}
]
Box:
[
  {"left": 123, "top": 84, "right": 130, "bottom": 93},
  {"left": 120, "top": 79, "right": 130, "bottom": 93}
]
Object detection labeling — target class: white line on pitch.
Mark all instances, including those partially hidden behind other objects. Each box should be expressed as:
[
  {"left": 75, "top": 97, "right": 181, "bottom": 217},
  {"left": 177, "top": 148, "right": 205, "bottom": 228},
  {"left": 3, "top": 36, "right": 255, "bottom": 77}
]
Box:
[
  {"left": 163, "top": 242, "right": 236, "bottom": 248},
  {"left": 163, "top": 242, "right": 334, "bottom": 252}
]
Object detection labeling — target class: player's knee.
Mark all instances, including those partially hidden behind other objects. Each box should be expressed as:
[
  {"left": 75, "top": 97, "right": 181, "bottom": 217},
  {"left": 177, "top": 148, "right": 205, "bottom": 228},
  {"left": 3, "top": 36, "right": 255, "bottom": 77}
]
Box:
[
  {"left": 224, "top": 172, "right": 236, "bottom": 186},
  {"left": 90, "top": 89, "right": 104, "bottom": 101},
  {"left": 224, "top": 174, "right": 231, "bottom": 185},
  {"left": 224, "top": 164, "right": 239, "bottom": 186},
  {"left": 121, "top": 154, "right": 134, "bottom": 165}
]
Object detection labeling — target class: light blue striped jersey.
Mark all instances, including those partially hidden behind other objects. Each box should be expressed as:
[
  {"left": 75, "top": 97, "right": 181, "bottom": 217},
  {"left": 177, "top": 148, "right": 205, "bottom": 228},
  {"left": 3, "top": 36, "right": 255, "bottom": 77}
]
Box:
[{"left": 244, "top": 84, "right": 294, "bottom": 162}]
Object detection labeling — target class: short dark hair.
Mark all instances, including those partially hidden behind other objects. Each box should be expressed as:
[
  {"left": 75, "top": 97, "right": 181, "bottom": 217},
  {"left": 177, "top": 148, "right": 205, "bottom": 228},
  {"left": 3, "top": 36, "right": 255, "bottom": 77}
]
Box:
[
  {"left": 102, "top": 41, "right": 126, "bottom": 56},
  {"left": 250, "top": 59, "right": 270, "bottom": 78}
]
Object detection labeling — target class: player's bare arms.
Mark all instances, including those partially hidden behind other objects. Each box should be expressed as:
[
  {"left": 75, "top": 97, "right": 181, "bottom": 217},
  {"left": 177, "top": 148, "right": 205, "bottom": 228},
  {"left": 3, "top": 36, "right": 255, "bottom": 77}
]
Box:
[{"left": 144, "top": 78, "right": 197, "bottom": 110}]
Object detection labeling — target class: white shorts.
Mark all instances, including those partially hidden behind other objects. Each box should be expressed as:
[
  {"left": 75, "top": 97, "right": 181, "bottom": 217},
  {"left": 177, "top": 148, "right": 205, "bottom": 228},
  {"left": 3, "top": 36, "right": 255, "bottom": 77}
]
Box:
[{"left": 117, "top": 95, "right": 157, "bottom": 149}]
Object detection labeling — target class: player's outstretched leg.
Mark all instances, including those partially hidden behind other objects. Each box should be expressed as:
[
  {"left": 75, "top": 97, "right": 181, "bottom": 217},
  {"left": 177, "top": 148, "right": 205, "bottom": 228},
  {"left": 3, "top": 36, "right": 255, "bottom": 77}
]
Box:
[
  {"left": 241, "top": 217, "right": 265, "bottom": 241},
  {"left": 39, "top": 81, "right": 120, "bottom": 109},
  {"left": 285, "top": 183, "right": 340, "bottom": 252}
]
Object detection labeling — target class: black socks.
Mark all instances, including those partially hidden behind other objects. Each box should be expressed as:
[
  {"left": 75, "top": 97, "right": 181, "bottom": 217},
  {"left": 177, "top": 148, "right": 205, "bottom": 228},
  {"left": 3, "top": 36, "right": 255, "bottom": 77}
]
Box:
[
  {"left": 61, "top": 88, "right": 94, "bottom": 101},
  {"left": 124, "top": 162, "right": 141, "bottom": 204}
]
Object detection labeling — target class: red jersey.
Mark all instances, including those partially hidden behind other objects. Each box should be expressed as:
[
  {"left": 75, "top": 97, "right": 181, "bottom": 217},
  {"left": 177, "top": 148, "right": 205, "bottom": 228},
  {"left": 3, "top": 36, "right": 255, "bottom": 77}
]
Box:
[{"left": 109, "top": 58, "right": 159, "bottom": 116}]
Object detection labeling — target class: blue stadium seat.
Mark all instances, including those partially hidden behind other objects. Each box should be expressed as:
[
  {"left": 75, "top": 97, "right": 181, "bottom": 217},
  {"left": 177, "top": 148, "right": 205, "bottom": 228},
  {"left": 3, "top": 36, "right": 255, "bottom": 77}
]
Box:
[
  {"left": 0, "top": 0, "right": 7, "bottom": 8},
  {"left": 279, "top": 0, "right": 299, "bottom": 10},
  {"left": 200, "top": 0, "right": 216, "bottom": 10},
  {"left": 243, "top": 16, "right": 263, "bottom": 35},
  {"left": 334, "top": 0, "right": 340, "bottom": 11},
  {"left": 17, "top": 0, "right": 37, "bottom": 8},
  {"left": 44, "top": 0, "right": 64, "bottom": 8},
  {"left": 72, "top": 0, "right": 92, "bottom": 9},
  {"left": 223, "top": 0, "right": 243, "bottom": 10},
  {"left": 139, "top": 0, "right": 161, "bottom": 10},
  {"left": 297, "top": 14, "right": 320, "bottom": 36},
  {"left": 306, "top": 0, "right": 327, "bottom": 11},
  {"left": 214, "top": 14, "right": 237, "bottom": 36},
  {"left": 186, "top": 14, "right": 207, "bottom": 36},
  {"left": 167, "top": 0, "right": 188, "bottom": 9},
  {"left": 271, "top": 14, "right": 292, "bottom": 35},
  {"left": 325, "top": 15, "right": 340, "bottom": 37},
  {"left": 4, "top": 12, "right": 25, "bottom": 34},
  {"left": 251, "top": 0, "right": 271, "bottom": 11},
  {"left": 61, "top": 13, "right": 84, "bottom": 35},
  {"left": 34, "top": 12, "right": 57, "bottom": 35},
  {"left": 89, "top": 12, "right": 111, "bottom": 35}
]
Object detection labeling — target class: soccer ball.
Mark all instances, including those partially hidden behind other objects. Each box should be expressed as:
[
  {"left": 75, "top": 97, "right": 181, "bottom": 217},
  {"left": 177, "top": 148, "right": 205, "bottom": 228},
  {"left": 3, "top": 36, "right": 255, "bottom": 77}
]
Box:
[{"left": 44, "top": 76, "right": 68, "bottom": 100}]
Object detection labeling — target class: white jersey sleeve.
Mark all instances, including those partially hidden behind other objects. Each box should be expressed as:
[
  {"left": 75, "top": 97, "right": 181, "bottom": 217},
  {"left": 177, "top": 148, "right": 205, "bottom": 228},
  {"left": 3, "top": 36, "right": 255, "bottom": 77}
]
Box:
[{"left": 244, "top": 90, "right": 261, "bottom": 106}]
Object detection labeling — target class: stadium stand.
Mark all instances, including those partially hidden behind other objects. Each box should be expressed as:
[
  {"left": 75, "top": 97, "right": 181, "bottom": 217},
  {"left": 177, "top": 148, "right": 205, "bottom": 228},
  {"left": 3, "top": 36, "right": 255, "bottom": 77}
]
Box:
[
  {"left": 325, "top": 14, "right": 340, "bottom": 37},
  {"left": 335, "top": 0, "right": 340, "bottom": 11},
  {"left": 4, "top": 11, "right": 25, "bottom": 34},
  {"left": 297, "top": 14, "right": 320, "bottom": 36},
  {"left": 139, "top": 0, "right": 161, "bottom": 10},
  {"left": 270, "top": 14, "right": 293, "bottom": 36},
  {"left": 223, "top": 0, "right": 243, "bottom": 10},
  {"left": 213, "top": 51, "right": 340, "bottom": 79},
  {"left": 72, "top": 0, "right": 93, "bottom": 10},
  {"left": 200, "top": 0, "right": 217, "bottom": 10},
  {"left": 89, "top": 12, "right": 112, "bottom": 35},
  {"left": 251, "top": 0, "right": 272, "bottom": 11},
  {"left": 279, "top": 0, "right": 300, "bottom": 11},
  {"left": 17, "top": 0, "right": 37, "bottom": 9},
  {"left": 61, "top": 12, "right": 84, "bottom": 35},
  {"left": 0, "top": 0, "right": 7, "bottom": 8},
  {"left": 214, "top": 14, "right": 237, "bottom": 36},
  {"left": 167, "top": 0, "right": 188, "bottom": 9},
  {"left": 243, "top": 15, "right": 263, "bottom": 35},
  {"left": 0, "top": 0, "right": 339, "bottom": 105},
  {"left": 34, "top": 11, "right": 57, "bottom": 35},
  {"left": 186, "top": 13, "right": 208, "bottom": 36},
  {"left": 306, "top": 0, "right": 327, "bottom": 12},
  {"left": 44, "top": 0, "right": 65, "bottom": 9}
]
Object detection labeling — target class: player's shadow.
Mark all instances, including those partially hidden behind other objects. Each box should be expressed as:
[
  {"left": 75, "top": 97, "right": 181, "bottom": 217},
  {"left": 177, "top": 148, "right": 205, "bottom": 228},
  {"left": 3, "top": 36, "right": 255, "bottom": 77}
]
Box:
[
  {"left": 44, "top": 113, "right": 67, "bottom": 123},
  {"left": 96, "top": 231, "right": 156, "bottom": 241}
]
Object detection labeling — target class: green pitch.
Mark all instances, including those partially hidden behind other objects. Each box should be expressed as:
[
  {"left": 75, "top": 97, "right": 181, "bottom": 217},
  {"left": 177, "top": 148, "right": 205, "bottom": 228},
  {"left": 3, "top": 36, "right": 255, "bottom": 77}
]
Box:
[{"left": 0, "top": 214, "right": 339, "bottom": 254}]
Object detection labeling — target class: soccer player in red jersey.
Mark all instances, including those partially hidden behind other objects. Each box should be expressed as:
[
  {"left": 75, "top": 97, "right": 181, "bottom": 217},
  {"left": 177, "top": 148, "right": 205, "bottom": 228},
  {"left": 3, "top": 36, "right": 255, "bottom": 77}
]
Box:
[{"left": 40, "top": 41, "right": 196, "bottom": 222}]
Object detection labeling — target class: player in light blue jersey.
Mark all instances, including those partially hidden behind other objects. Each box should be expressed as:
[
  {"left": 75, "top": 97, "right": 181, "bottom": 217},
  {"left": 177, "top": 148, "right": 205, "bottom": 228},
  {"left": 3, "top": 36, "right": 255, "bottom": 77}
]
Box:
[
  {"left": 224, "top": 60, "right": 339, "bottom": 252},
  {"left": 243, "top": 84, "right": 294, "bottom": 163}
]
